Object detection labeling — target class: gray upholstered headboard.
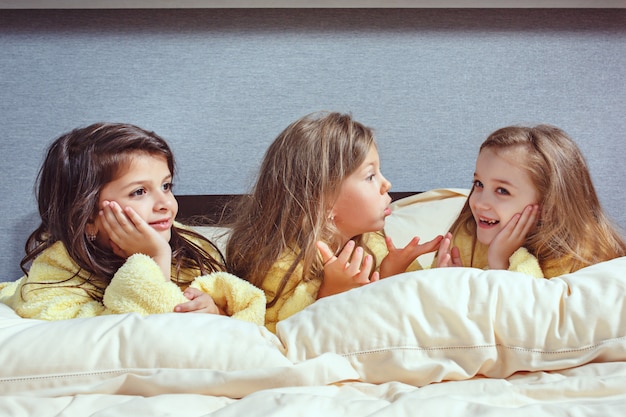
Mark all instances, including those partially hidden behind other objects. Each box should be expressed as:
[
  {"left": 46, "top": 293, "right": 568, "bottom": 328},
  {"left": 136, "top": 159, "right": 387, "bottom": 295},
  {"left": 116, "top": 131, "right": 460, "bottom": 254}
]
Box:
[
  {"left": 175, "top": 192, "right": 419, "bottom": 225},
  {"left": 1, "top": 7, "right": 625, "bottom": 282}
]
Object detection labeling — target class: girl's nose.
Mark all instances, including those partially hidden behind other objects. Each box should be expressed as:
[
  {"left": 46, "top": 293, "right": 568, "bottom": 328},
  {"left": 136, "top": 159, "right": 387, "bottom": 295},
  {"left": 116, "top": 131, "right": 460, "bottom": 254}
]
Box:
[
  {"left": 155, "top": 193, "right": 174, "bottom": 211},
  {"left": 473, "top": 192, "right": 491, "bottom": 210},
  {"left": 381, "top": 174, "right": 392, "bottom": 194}
]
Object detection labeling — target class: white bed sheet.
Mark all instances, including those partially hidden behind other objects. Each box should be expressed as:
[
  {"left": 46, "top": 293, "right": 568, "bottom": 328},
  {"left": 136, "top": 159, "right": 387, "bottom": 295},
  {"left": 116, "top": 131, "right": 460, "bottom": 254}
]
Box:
[{"left": 2, "top": 363, "right": 626, "bottom": 416}]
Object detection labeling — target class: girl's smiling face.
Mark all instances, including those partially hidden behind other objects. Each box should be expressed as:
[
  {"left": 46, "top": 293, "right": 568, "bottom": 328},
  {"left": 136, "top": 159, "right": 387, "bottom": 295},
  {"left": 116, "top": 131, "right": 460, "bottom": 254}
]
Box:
[
  {"left": 469, "top": 147, "right": 540, "bottom": 246},
  {"left": 94, "top": 153, "right": 178, "bottom": 246},
  {"left": 330, "top": 145, "right": 392, "bottom": 244}
]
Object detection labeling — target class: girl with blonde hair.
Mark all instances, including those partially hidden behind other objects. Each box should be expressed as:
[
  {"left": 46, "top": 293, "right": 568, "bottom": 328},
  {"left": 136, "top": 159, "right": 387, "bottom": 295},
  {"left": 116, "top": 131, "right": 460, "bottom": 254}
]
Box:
[
  {"left": 437, "top": 124, "right": 626, "bottom": 277},
  {"left": 226, "top": 111, "right": 442, "bottom": 332}
]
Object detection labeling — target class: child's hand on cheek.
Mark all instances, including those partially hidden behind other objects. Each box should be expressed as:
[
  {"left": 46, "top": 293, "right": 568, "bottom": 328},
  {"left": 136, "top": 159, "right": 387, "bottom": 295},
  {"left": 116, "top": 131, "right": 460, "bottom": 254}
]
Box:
[
  {"left": 380, "top": 234, "right": 443, "bottom": 277},
  {"left": 316, "top": 240, "right": 379, "bottom": 299},
  {"left": 488, "top": 204, "right": 539, "bottom": 270},
  {"left": 99, "top": 200, "right": 172, "bottom": 281}
]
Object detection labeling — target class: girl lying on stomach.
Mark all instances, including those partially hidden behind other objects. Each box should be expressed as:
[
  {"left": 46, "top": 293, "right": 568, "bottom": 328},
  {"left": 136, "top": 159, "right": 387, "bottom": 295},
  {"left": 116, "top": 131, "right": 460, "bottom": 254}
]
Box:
[{"left": 0, "top": 122, "right": 264, "bottom": 323}]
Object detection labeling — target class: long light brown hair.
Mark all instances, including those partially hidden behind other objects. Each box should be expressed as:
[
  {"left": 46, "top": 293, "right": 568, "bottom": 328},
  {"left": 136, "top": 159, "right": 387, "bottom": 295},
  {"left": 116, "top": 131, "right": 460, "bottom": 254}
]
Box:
[
  {"left": 21, "top": 123, "right": 224, "bottom": 301},
  {"left": 225, "top": 112, "right": 377, "bottom": 307},
  {"left": 449, "top": 124, "right": 626, "bottom": 274}
]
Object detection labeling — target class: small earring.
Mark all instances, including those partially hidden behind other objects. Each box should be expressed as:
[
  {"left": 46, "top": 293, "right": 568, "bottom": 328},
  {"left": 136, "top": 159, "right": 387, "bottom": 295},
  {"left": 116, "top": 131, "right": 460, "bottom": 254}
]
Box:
[{"left": 86, "top": 232, "right": 96, "bottom": 241}]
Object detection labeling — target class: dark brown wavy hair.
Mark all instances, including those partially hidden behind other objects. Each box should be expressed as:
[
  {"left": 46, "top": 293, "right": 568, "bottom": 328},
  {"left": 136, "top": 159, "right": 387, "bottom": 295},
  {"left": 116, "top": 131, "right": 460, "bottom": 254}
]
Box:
[{"left": 21, "top": 123, "right": 224, "bottom": 301}]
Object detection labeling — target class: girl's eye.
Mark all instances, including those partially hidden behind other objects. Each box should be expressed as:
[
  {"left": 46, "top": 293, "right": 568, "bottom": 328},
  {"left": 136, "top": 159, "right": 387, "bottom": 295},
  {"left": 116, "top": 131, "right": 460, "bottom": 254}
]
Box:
[
  {"left": 496, "top": 187, "right": 510, "bottom": 196},
  {"left": 366, "top": 174, "right": 375, "bottom": 182},
  {"left": 472, "top": 180, "right": 483, "bottom": 188},
  {"left": 130, "top": 188, "right": 146, "bottom": 197},
  {"left": 162, "top": 182, "right": 174, "bottom": 192}
]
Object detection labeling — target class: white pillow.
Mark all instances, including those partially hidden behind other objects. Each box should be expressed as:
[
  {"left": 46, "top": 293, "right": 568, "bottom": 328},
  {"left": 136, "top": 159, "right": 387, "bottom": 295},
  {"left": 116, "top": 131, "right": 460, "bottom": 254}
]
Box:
[
  {"left": 0, "top": 305, "right": 357, "bottom": 396},
  {"left": 384, "top": 188, "right": 468, "bottom": 267},
  {"left": 276, "top": 256, "right": 626, "bottom": 386},
  {"left": 193, "top": 225, "right": 231, "bottom": 254}
]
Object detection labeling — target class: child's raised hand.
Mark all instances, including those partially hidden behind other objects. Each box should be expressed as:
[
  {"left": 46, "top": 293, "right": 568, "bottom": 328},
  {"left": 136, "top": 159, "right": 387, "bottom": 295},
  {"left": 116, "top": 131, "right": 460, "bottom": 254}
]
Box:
[
  {"left": 488, "top": 204, "right": 539, "bottom": 270},
  {"left": 316, "top": 240, "right": 379, "bottom": 298},
  {"left": 435, "top": 232, "right": 463, "bottom": 268},
  {"left": 99, "top": 200, "right": 171, "bottom": 258},
  {"left": 174, "top": 287, "right": 225, "bottom": 315},
  {"left": 379, "top": 234, "right": 444, "bottom": 278},
  {"left": 99, "top": 200, "right": 172, "bottom": 281}
]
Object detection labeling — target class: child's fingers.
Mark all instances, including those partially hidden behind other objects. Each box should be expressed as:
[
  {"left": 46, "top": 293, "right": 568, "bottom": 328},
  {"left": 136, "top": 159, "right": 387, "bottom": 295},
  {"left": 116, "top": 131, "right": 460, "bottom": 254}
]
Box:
[
  {"left": 510, "top": 205, "right": 538, "bottom": 241},
  {"left": 518, "top": 204, "right": 539, "bottom": 236},
  {"left": 385, "top": 236, "right": 398, "bottom": 251},
  {"left": 175, "top": 289, "right": 220, "bottom": 314},
  {"left": 336, "top": 240, "right": 356, "bottom": 265},
  {"left": 174, "top": 288, "right": 202, "bottom": 312},
  {"left": 122, "top": 205, "right": 151, "bottom": 232},
  {"left": 183, "top": 287, "right": 203, "bottom": 300},
  {"left": 417, "top": 234, "right": 444, "bottom": 254},
  {"left": 438, "top": 234, "right": 452, "bottom": 254},
  {"left": 513, "top": 207, "right": 532, "bottom": 238},
  {"left": 353, "top": 254, "right": 373, "bottom": 284},
  {"left": 436, "top": 253, "right": 451, "bottom": 268},
  {"left": 100, "top": 201, "right": 134, "bottom": 237},
  {"left": 346, "top": 246, "right": 364, "bottom": 274},
  {"left": 435, "top": 235, "right": 452, "bottom": 268},
  {"left": 316, "top": 241, "right": 336, "bottom": 265},
  {"left": 175, "top": 299, "right": 211, "bottom": 313},
  {"left": 174, "top": 299, "right": 197, "bottom": 312},
  {"left": 451, "top": 246, "right": 462, "bottom": 267},
  {"left": 109, "top": 201, "right": 132, "bottom": 228},
  {"left": 405, "top": 236, "right": 420, "bottom": 249},
  {"left": 500, "top": 212, "right": 521, "bottom": 240},
  {"left": 109, "top": 240, "right": 126, "bottom": 258},
  {"left": 98, "top": 204, "right": 124, "bottom": 241},
  {"left": 99, "top": 201, "right": 118, "bottom": 226}
]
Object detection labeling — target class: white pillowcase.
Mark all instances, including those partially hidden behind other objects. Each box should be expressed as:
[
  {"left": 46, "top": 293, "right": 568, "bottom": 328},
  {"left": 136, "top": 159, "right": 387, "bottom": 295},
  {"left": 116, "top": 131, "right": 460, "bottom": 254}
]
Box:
[
  {"left": 384, "top": 188, "right": 468, "bottom": 267},
  {"left": 0, "top": 305, "right": 357, "bottom": 396},
  {"left": 276, "top": 257, "right": 626, "bottom": 386},
  {"left": 193, "top": 225, "right": 231, "bottom": 254}
]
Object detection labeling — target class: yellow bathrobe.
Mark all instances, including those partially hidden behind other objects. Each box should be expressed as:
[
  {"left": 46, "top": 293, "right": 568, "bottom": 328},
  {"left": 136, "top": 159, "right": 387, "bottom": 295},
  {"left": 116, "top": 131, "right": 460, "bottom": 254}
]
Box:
[
  {"left": 0, "top": 241, "right": 265, "bottom": 324},
  {"left": 440, "top": 226, "right": 548, "bottom": 278},
  {"left": 262, "top": 232, "right": 422, "bottom": 333}
]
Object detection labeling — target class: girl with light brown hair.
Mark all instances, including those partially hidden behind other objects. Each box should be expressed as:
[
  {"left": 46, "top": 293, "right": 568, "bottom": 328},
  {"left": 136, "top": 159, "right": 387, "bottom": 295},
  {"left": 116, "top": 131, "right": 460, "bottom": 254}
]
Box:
[
  {"left": 437, "top": 124, "right": 626, "bottom": 277},
  {"left": 226, "top": 111, "right": 442, "bottom": 332}
]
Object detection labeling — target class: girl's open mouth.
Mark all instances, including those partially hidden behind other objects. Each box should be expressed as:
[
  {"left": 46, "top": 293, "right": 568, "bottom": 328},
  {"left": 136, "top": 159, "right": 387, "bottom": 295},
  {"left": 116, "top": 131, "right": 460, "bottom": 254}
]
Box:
[{"left": 478, "top": 217, "right": 499, "bottom": 227}]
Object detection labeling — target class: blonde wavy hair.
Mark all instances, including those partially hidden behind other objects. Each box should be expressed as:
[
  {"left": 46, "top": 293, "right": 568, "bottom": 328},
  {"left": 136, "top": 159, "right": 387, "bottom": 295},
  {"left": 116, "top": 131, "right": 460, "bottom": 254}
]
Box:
[
  {"left": 225, "top": 112, "right": 377, "bottom": 307},
  {"left": 449, "top": 124, "right": 626, "bottom": 274}
]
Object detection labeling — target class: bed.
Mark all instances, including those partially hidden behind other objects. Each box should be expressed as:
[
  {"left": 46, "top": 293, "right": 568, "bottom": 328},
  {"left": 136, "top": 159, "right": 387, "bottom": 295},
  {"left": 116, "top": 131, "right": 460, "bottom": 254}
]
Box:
[{"left": 2, "top": 188, "right": 626, "bottom": 416}]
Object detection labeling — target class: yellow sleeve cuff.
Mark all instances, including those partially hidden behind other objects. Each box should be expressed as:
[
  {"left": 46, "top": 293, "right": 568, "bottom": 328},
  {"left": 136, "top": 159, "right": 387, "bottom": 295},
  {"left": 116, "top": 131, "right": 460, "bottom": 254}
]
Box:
[
  {"left": 509, "top": 247, "right": 544, "bottom": 278},
  {"left": 191, "top": 272, "right": 266, "bottom": 325}
]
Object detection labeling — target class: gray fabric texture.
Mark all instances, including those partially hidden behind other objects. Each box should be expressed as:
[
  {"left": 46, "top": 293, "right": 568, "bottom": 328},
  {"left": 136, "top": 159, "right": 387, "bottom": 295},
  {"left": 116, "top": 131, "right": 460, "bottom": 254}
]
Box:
[{"left": 0, "top": 9, "right": 624, "bottom": 281}]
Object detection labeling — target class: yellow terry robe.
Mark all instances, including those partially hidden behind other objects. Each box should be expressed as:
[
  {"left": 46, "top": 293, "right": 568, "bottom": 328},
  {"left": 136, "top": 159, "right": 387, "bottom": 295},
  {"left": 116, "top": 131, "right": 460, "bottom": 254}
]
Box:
[
  {"left": 262, "top": 231, "right": 422, "bottom": 333},
  {"left": 0, "top": 241, "right": 265, "bottom": 324},
  {"left": 439, "top": 226, "right": 573, "bottom": 278}
]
